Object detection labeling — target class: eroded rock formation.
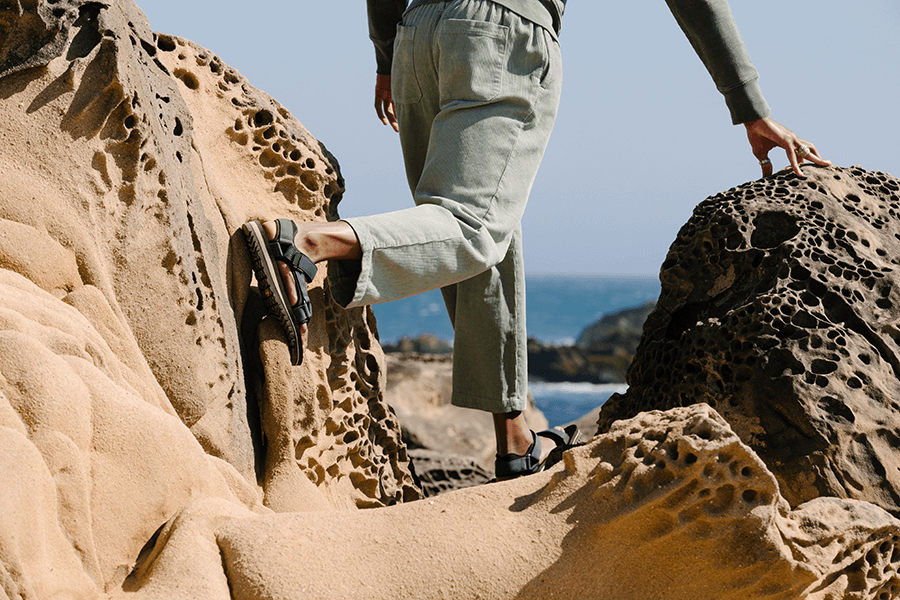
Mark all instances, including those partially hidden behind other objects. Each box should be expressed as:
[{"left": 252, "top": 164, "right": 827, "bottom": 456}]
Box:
[
  {"left": 0, "top": 0, "right": 420, "bottom": 592},
  {"left": 599, "top": 165, "right": 900, "bottom": 514},
  {"left": 131, "top": 405, "right": 900, "bottom": 600}
]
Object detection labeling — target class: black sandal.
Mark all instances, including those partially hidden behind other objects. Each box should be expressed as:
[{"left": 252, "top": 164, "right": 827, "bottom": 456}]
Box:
[
  {"left": 538, "top": 424, "right": 583, "bottom": 470},
  {"left": 493, "top": 425, "right": 584, "bottom": 481},
  {"left": 242, "top": 219, "right": 317, "bottom": 366},
  {"left": 495, "top": 431, "right": 543, "bottom": 481}
]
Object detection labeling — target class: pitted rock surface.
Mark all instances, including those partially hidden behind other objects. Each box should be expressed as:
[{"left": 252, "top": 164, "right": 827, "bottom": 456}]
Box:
[
  {"left": 1, "top": 0, "right": 418, "bottom": 556},
  {"left": 215, "top": 404, "right": 900, "bottom": 600},
  {"left": 598, "top": 165, "right": 900, "bottom": 514},
  {"left": 407, "top": 449, "right": 493, "bottom": 496}
]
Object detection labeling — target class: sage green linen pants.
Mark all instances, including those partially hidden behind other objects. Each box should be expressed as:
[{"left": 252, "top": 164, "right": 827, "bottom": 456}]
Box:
[{"left": 334, "top": 0, "right": 562, "bottom": 413}]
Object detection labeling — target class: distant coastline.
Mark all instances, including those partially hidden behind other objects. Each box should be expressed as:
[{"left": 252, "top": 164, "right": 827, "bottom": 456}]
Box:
[{"left": 373, "top": 272, "right": 660, "bottom": 346}]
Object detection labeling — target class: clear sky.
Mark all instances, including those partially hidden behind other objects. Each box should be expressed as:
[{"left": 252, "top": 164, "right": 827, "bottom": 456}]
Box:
[{"left": 136, "top": 1, "right": 900, "bottom": 276}]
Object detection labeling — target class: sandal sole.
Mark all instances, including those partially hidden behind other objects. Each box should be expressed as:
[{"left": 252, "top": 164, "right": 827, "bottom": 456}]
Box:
[{"left": 242, "top": 220, "right": 302, "bottom": 365}]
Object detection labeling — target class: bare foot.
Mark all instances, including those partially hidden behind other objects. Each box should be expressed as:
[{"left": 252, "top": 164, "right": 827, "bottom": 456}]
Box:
[
  {"left": 259, "top": 220, "right": 308, "bottom": 341},
  {"left": 261, "top": 221, "right": 301, "bottom": 306}
]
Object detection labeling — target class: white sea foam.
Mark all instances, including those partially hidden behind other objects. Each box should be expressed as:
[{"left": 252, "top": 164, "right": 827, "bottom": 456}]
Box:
[{"left": 528, "top": 381, "right": 627, "bottom": 397}]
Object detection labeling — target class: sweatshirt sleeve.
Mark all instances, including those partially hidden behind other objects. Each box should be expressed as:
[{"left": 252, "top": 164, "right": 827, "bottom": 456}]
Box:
[
  {"left": 665, "top": 0, "right": 771, "bottom": 124},
  {"left": 367, "top": 0, "right": 408, "bottom": 75}
]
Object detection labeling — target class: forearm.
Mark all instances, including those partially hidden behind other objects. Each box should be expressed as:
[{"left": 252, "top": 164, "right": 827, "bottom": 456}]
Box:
[
  {"left": 367, "top": 0, "right": 408, "bottom": 75},
  {"left": 665, "top": 0, "right": 770, "bottom": 124}
]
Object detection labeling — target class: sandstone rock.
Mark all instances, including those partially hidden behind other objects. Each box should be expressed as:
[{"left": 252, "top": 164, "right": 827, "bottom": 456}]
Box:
[
  {"left": 599, "top": 165, "right": 900, "bottom": 515},
  {"left": 0, "top": 270, "right": 258, "bottom": 594},
  {"left": 138, "top": 404, "right": 897, "bottom": 600},
  {"left": 3, "top": 1, "right": 900, "bottom": 598},
  {"left": 0, "top": 0, "right": 418, "bottom": 508},
  {"left": 407, "top": 449, "right": 493, "bottom": 496},
  {"left": 0, "top": 0, "right": 420, "bottom": 593}
]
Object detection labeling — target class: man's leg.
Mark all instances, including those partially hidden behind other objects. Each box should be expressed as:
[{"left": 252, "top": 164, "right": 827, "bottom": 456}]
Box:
[
  {"left": 262, "top": 1, "right": 562, "bottom": 460},
  {"left": 389, "top": 1, "right": 563, "bottom": 458}
]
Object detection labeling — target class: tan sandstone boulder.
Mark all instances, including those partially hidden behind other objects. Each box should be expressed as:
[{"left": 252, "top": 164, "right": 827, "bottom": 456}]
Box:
[
  {"left": 0, "top": 0, "right": 418, "bottom": 509},
  {"left": 0, "top": 0, "right": 417, "bottom": 593},
  {"left": 129, "top": 404, "right": 900, "bottom": 600}
]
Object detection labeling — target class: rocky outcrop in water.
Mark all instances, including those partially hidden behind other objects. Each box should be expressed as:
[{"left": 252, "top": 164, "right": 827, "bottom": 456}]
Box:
[
  {"left": 599, "top": 165, "right": 900, "bottom": 515},
  {"left": 576, "top": 300, "right": 655, "bottom": 352},
  {"left": 528, "top": 302, "right": 654, "bottom": 383}
]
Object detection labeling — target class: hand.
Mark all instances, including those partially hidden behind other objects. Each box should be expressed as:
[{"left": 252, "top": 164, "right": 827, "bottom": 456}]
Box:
[
  {"left": 375, "top": 74, "right": 399, "bottom": 133},
  {"left": 744, "top": 117, "right": 831, "bottom": 178}
]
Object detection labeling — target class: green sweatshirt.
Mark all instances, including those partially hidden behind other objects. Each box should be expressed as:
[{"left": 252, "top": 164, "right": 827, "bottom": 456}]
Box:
[{"left": 367, "top": 0, "right": 770, "bottom": 125}]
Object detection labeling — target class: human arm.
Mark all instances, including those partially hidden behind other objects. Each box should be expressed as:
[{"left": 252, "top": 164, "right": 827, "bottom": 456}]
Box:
[
  {"left": 666, "top": 0, "right": 829, "bottom": 176},
  {"left": 367, "top": 0, "right": 407, "bottom": 132},
  {"left": 666, "top": 0, "right": 768, "bottom": 125}
]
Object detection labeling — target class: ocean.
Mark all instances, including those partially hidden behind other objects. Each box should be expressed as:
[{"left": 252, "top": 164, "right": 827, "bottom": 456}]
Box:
[{"left": 372, "top": 273, "right": 661, "bottom": 427}]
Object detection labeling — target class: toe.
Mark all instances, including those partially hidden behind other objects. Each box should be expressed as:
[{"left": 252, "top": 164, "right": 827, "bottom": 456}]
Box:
[
  {"left": 277, "top": 260, "right": 299, "bottom": 306},
  {"left": 262, "top": 220, "right": 278, "bottom": 240}
]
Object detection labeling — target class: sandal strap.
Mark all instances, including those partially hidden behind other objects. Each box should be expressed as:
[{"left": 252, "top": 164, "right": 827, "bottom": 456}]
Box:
[
  {"left": 537, "top": 428, "right": 569, "bottom": 447},
  {"left": 537, "top": 424, "right": 582, "bottom": 448},
  {"left": 540, "top": 425, "right": 584, "bottom": 471},
  {"left": 271, "top": 219, "right": 317, "bottom": 283},
  {"left": 268, "top": 219, "right": 316, "bottom": 325},
  {"left": 494, "top": 431, "right": 542, "bottom": 480}
]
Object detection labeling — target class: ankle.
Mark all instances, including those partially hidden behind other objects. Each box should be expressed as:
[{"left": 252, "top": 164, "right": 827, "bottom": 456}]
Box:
[
  {"left": 293, "top": 227, "right": 322, "bottom": 263},
  {"left": 263, "top": 219, "right": 361, "bottom": 263},
  {"left": 493, "top": 411, "right": 533, "bottom": 456}
]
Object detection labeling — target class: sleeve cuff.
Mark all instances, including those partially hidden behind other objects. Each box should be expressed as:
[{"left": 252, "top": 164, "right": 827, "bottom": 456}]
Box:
[
  {"left": 371, "top": 37, "right": 395, "bottom": 76},
  {"left": 722, "top": 77, "right": 771, "bottom": 125}
]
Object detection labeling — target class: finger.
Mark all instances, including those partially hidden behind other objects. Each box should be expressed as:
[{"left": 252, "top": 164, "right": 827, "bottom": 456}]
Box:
[
  {"left": 800, "top": 141, "right": 832, "bottom": 167},
  {"left": 808, "top": 152, "right": 832, "bottom": 167},
  {"left": 385, "top": 100, "right": 399, "bottom": 133},
  {"left": 758, "top": 156, "right": 773, "bottom": 178},
  {"left": 375, "top": 97, "right": 387, "bottom": 125},
  {"left": 786, "top": 146, "right": 804, "bottom": 178},
  {"left": 791, "top": 137, "right": 835, "bottom": 175}
]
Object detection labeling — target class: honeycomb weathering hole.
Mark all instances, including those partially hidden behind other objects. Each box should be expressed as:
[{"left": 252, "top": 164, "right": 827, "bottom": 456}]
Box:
[
  {"left": 174, "top": 69, "right": 199, "bottom": 90},
  {"left": 156, "top": 34, "right": 176, "bottom": 52},
  {"left": 254, "top": 110, "right": 273, "bottom": 127}
]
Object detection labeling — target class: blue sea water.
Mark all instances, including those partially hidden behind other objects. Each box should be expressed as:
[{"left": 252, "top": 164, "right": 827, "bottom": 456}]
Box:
[
  {"left": 373, "top": 273, "right": 660, "bottom": 427},
  {"left": 372, "top": 273, "right": 659, "bottom": 345},
  {"left": 529, "top": 382, "right": 628, "bottom": 428}
]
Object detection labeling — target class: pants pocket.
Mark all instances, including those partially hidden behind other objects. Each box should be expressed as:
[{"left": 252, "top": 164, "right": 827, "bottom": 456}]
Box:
[
  {"left": 392, "top": 24, "right": 422, "bottom": 104},
  {"left": 437, "top": 18, "right": 509, "bottom": 104}
]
